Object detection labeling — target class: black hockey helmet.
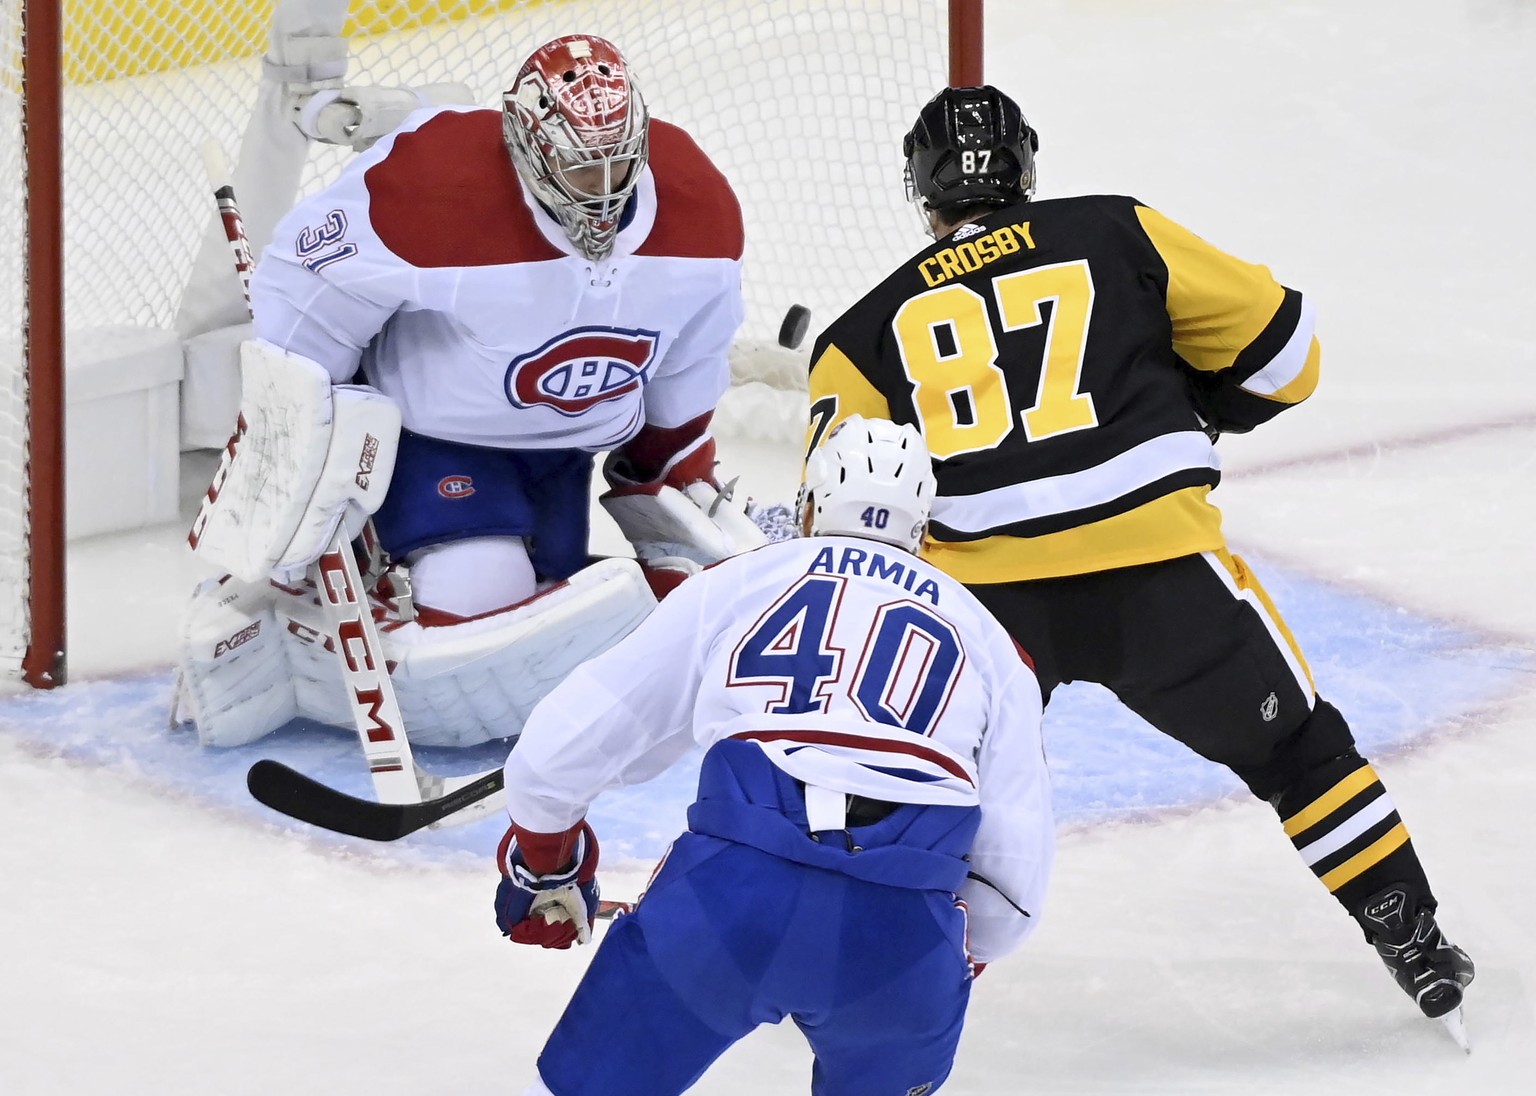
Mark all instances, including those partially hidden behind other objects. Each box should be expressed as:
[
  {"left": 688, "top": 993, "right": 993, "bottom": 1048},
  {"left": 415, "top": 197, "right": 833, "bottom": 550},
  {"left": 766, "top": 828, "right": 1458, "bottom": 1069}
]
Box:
[{"left": 903, "top": 86, "right": 1038, "bottom": 225}]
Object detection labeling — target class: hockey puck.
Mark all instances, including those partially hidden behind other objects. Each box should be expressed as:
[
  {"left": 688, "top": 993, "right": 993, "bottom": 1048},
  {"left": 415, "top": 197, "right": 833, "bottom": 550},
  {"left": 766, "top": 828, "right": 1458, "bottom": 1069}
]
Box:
[{"left": 778, "top": 304, "right": 812, "bottom": 350}]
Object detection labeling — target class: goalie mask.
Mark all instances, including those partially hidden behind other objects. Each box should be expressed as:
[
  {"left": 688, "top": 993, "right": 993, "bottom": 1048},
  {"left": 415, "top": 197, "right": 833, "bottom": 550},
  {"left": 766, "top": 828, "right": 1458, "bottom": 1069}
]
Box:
[
  {"left": 903, "top": 85, "right": 1038, "bottom": 235},
  {"left": 503, "top": 35, "right": 650, "bottom": 261},
  {"left": 798, "top": 416, "right": 936, "bottom": 555}
]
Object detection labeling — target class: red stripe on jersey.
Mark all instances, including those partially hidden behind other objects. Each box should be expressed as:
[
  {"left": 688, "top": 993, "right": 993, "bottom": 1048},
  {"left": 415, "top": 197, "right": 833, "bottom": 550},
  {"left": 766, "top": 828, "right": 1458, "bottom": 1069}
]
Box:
[
  {"left": 364, "top": 109, "right": 563, "bottom": 268},
  {"left": 637, "top": 120, "right": 744, "bottom": 260},
  {"left": 1012, "top": 639, "right": 1036, "bottom": 671},
  {"left": 732, "top": 728, "right": 975, "bottom": 786}
]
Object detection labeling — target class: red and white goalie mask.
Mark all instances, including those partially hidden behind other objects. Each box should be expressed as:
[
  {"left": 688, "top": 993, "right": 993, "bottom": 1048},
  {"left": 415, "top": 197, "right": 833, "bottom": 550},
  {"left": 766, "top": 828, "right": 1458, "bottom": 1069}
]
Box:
[{"left": 503, "top": 35, "right": 650, "bottom": 261}]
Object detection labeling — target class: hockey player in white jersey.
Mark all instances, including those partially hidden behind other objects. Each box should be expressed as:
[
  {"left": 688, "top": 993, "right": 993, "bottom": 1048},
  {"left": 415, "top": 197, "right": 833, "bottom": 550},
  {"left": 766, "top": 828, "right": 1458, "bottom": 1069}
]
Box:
[
  {"left": 177, "top": 34, "right": 764, "bottom": 749},
  {"left": 493, "top": 417, "right": 1054, "bottom": 1096}
]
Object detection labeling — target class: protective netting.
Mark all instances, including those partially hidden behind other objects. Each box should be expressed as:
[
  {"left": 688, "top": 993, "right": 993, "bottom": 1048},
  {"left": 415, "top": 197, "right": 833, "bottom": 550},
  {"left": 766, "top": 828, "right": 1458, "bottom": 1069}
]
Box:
[{"left": 0, "top": 0, "right": 951, "bottom": 678}]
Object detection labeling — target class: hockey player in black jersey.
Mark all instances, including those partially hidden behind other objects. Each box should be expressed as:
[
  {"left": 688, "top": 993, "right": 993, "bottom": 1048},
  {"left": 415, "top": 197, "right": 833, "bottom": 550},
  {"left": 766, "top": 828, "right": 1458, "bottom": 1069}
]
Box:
[{"left": 805, "top": 85, "right": 1473, "bottom": 1036}]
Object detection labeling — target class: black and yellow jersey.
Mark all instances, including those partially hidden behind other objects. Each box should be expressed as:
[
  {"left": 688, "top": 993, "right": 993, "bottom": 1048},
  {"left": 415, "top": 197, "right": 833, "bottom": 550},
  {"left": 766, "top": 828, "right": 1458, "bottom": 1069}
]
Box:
[{"left": 806, "top": 194, "right": 1320, "bottom": 584}]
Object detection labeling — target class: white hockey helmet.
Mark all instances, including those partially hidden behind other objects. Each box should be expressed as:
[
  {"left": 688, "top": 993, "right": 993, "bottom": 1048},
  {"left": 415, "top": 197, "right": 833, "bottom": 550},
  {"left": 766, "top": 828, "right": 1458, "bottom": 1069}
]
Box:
[
  {"left": 502, "top": 34, "right": 649, "bottom": 261},
  {"left": 798, "top": 416, "right": 936, "bottom": 554}
]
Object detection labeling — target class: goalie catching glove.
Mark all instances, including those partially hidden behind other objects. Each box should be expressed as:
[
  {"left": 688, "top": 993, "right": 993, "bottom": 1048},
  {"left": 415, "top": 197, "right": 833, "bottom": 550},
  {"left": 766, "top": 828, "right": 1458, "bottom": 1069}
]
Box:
[
  {"left": 600, "top": 424, "right": 766, "bottom": 596},
  {"left": 495, "top": 820, "right": 602, "bottom": 949}
]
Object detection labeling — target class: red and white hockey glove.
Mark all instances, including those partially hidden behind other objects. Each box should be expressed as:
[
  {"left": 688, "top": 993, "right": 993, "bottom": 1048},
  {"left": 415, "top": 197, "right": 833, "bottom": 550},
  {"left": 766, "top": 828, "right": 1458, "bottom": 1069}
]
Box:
[{"left": 494, "top": 820, "right": 601, "bottom": 949}]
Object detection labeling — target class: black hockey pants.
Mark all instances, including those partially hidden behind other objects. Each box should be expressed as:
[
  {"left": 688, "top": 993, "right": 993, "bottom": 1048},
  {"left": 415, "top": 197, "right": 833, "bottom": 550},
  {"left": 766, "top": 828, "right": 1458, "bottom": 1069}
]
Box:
[{"left": 968, "top": 549, "right": 1437, "bottom": 928}]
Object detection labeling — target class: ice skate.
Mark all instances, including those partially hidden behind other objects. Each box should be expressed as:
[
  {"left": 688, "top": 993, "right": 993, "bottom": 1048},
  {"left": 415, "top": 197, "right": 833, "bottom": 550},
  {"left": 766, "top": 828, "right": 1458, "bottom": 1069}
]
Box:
[
  {"left": 1371, "top": 907, "right": 1474, "bottom": 1018},
  {"left": 1370, "top": 905, "right": 1474, "bottom": 1049}
]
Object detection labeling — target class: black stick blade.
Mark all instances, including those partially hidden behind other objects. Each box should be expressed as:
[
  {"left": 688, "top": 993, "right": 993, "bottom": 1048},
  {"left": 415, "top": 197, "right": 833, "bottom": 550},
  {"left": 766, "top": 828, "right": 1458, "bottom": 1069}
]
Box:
[{"left": 246, "top": 759, "right": 504, "bottom": 841}]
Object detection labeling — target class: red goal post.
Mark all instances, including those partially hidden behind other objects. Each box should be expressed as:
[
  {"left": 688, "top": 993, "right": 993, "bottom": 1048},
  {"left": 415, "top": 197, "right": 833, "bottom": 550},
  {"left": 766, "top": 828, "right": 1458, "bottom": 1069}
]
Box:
[
  {"left": 2, "top": 0, "right": 983, "bottom": 690},
  {"left": 6, "top": 0, "right": 65, "bottom": 690}
]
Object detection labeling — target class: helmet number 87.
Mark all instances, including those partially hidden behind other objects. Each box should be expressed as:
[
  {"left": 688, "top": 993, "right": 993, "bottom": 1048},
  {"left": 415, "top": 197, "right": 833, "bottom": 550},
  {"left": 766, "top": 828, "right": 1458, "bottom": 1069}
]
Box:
[
  {"left": 892, "top": 259, "right": 1099, "bottom": 460},
  {"left": 960, "top": 150, "right": 992, "bottom": 174}
]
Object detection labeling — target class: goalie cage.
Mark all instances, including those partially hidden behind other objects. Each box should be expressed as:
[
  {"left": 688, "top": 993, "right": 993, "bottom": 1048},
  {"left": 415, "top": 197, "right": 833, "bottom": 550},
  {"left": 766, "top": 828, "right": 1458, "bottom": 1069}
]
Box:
[{"left": 1, "top": 0, "right": 983, "bottom": 688}]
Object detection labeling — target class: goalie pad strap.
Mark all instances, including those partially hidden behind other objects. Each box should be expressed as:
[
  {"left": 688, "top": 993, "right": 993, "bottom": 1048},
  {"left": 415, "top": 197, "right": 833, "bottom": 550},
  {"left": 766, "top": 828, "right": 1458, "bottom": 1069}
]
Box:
[
  {"left": 263, "top": 55, "right": 347, "bottom": 84},
  {"left": 262, "top": 33, "right": 347, "bottom": 86}
]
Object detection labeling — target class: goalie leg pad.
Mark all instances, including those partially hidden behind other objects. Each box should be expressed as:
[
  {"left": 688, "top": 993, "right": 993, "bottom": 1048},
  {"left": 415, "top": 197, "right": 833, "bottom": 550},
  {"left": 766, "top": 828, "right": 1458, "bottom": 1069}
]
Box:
[
  {"left": 189, "top": 339, "right": 401, "bottom": 584},
  {"left": 407, "top": 536, "right": 539, "bottom": 619},
  {"left": 181, "top": 558, "right": 655, "bottom": 750},
  {"left": 178, "top": 572, "right": 365, "bottom": 748},
  {"left": 176, "top": 576, "right": 300, "bottom": 748},
  {"left": 386, "top": 558, "right": 658, "bottom": 747}
]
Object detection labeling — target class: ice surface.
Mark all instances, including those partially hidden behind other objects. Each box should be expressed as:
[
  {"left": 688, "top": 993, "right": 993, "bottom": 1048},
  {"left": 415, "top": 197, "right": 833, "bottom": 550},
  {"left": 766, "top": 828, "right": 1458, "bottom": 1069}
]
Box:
[{"left": 2, "top": 1, "right": 1534, "bottom": 1092}]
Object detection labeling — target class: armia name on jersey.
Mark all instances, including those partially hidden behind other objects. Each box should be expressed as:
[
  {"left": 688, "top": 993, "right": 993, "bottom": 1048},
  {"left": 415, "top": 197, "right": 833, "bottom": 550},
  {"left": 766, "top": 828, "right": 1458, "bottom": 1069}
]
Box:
[{"left": 808, "top": 545, "right": 941, "bottom": 605}]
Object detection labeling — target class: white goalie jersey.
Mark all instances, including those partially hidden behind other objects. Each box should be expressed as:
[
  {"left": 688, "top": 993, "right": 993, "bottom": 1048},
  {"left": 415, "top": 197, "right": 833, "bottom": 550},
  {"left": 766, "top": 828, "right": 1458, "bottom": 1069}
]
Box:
[
  {"left": 249, "top": 104, "right": 746, "bottom": 452},
  {"left": 504, "top": 535, "right": 1056, "bottom": 964},
  {"left": 180, "top": 105, "right": 756, "bottom": 751}
]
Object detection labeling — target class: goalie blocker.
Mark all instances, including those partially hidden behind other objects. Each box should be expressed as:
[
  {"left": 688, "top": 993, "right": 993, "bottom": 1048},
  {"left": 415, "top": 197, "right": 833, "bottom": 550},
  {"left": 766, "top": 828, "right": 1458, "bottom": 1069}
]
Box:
[{"left": 190, "top": 339, "right": 400, "bottom": 585}]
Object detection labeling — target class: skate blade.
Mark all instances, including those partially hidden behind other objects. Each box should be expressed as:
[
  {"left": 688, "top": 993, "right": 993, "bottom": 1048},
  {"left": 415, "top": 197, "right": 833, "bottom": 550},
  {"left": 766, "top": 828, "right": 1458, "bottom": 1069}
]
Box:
[{"left": 1438, "top": 1006, "right": 1471, "bottom": 1054}]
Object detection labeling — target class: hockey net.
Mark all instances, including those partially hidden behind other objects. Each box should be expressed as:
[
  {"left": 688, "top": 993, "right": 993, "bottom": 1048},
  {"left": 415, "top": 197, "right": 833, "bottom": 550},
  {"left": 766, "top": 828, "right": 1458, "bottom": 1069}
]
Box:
[{"left": 1, "top": 0, "right": 973, "bottom": 685}]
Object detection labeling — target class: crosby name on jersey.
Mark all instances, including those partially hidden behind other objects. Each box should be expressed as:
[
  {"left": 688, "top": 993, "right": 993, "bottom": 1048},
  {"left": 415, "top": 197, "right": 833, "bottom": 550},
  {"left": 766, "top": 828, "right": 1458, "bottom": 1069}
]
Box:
[
  {"left": 806, "top": 194, "right": 1321, "bottom": 583},
  {"left": 250, "top": 105, "right": 745, "bottom": 452}
]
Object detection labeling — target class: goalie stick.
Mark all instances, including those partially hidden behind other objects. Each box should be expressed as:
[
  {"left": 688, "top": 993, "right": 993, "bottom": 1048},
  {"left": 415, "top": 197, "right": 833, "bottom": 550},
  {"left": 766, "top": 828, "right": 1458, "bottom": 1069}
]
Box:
[{"left": 199, "top": 142, "right": 449, "bottom": 807}]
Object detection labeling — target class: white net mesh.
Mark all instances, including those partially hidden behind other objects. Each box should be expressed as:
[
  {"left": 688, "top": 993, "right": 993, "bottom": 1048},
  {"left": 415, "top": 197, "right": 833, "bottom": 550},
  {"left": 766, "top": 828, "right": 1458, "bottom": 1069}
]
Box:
[{"left": 0, "top": 0, "right": 951, "bottom": 680}]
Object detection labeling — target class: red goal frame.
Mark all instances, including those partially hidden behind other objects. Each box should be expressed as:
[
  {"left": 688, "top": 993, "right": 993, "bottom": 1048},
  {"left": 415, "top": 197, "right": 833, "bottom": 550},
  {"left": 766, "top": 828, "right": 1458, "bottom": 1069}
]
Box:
[
  {"left": 14, "top": 0, "right": 984, "bottom": 690},
  {"left": 20, "top": 0, "right": 67, "bottom": 689}
]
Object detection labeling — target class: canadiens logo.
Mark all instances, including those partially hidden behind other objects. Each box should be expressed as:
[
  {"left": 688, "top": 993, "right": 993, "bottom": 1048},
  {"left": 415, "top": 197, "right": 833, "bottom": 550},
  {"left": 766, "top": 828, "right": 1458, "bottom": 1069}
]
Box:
[
  {"left": 505, "top": 325, "right": 659, "bottom": 416},
  {"left": 438, "top": 475, "right": 475, "bottom": 499}
]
